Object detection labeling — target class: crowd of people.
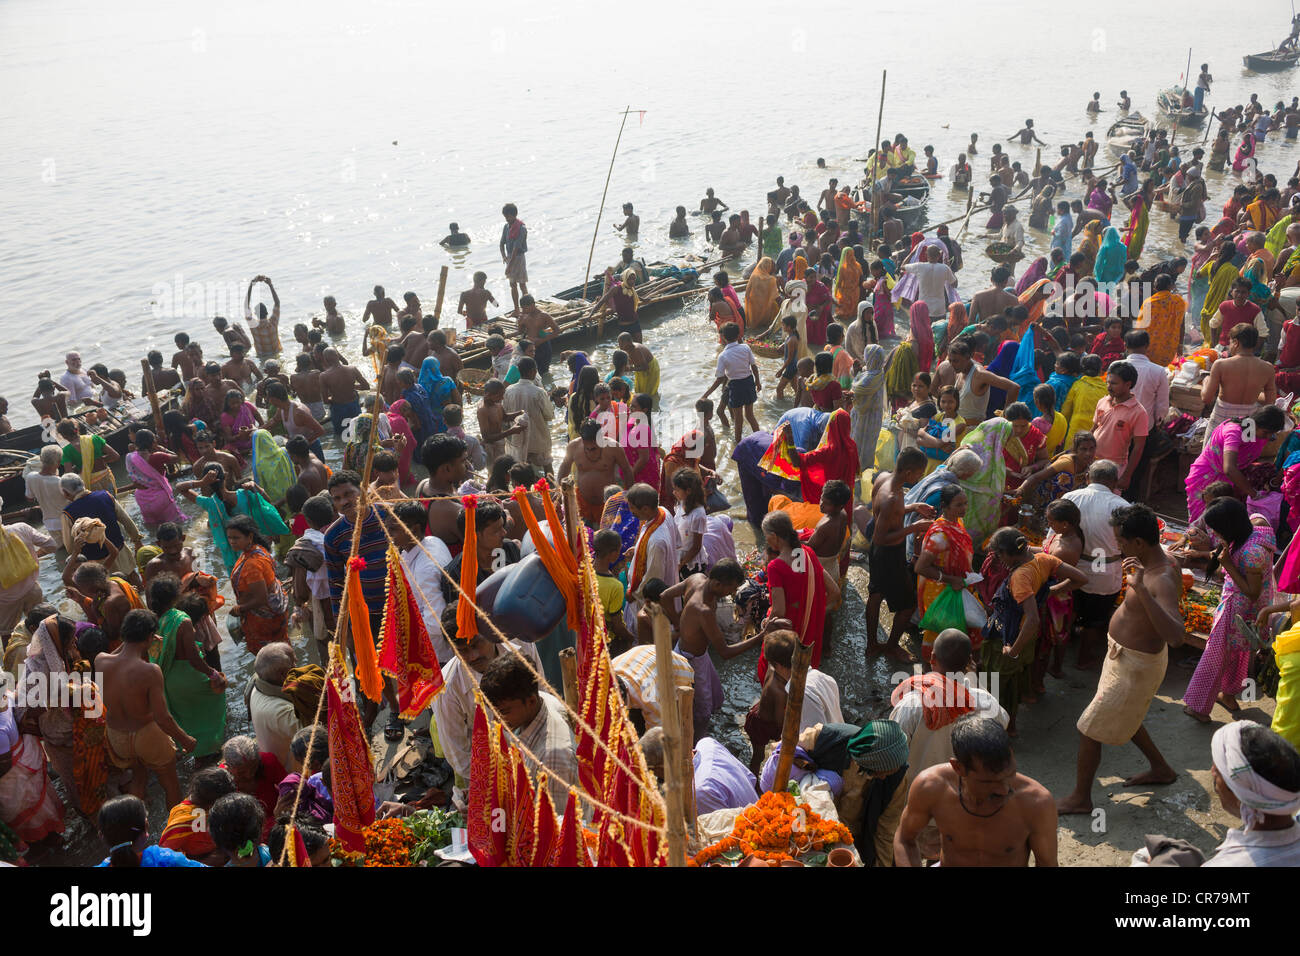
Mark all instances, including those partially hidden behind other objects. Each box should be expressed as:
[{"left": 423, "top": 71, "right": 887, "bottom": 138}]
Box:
[{"left": 6, "top": 75, "right": 1300, "bottom": 869}]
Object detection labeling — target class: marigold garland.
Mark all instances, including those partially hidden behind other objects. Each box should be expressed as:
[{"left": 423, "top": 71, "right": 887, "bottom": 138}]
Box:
[{"left": 688, "top": 791, "right": 854, "bottom": 867}]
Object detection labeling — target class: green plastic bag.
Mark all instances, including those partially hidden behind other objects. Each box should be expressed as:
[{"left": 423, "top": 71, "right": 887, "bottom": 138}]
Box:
[{"left": 918, "top": 585, "right": 966, "bottom": 632}]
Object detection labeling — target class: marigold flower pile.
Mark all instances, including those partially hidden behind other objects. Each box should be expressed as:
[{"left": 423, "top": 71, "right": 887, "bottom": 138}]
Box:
[{"left": 688, "top": 790, "right": 853, "bottom": 866}]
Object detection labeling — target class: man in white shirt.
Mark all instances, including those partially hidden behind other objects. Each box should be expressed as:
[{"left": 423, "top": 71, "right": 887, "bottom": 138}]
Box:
[
  {"left": 392, "top": 501, "right": 453, "bottom": 664},
  {"left": 1123, "top": 331, "right": 1169, "bottom": 428},
  {"left": 999, "top": 206, "right": 1025, "bottom": 254},
  {"left": 247, "top": 643, "right": 302, "bottom": 769},
  {"left": 59, "top": 352, "right": 96, "bottom": 403},
  {"left": 24, "top": 446, "right": 66, "bottom": 535},
  {"left": 1063, "top": 460, "right": 1130, "bottom": 668},
  {"left": 623, "top": 483, "right": 681, "bottom": 627},
  {"left": 901, "top": 243, "right": 958, "bottom": 316},
  {"left": 502, "top": 356, "right": 555, "bottom": 472},
  {"left": 701, "top": 322, "right": 761, "bottom": 442},
  {"left": 479, "top": 653, "right": 577, "bottom": 812},
  {"left": 432, "top": 629, "right": 544, "bottom": 803}
]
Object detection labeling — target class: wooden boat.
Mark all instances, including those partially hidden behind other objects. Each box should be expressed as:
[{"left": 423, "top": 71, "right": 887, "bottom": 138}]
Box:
[
  {"left": 1156, "top": 86, "right": 1209, "bottom": 127},
  {"left": 1106, "top": 112, "right": 1152, "bottom": 157},
  {"left": 1243, "top": 48, "right": 1300, "bottom": 72},
  {"left": 850, "top": 175, "right": 930, "bottom": 235},
  {"left": 0, "top": 394, "right": 178, "bottom": 513}
]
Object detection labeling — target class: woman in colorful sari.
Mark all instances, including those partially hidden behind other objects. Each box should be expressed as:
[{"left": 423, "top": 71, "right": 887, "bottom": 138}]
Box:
[
  {"left": 832, "top": 247, "right": 863, "bottom": 321},
  {"left": 1123, "top": 180, "right": 1153, "bottom": 261},
  {"left": 1077, "top": 220, "right": 1102, "bottom": 277},
  {"left": 219, "top": 389, "right": 261, "bottom": 461},
  {"left": 955, "top": 418, "right": 1012, "bottom": 548},
  {"left": 624, "top": 392, "right": 661, "bottom": 491},
  {"left": 145, "top": 573, "right": 227, "bottom": 758},
  {"left": 1198, "top": 240, "right": 1243, "bottom": 346},
  {"left": 984, "top": 338, "right": 1019, "bottom": 412},
  {"left": 1036, "top": 498, "right": 1084, "bottom": 692},
  {"left": 56, "top": 419, "right": 119, "bottom": 495},
  {"left": 658, "top": 429, "right": 714, "bottom": 508},
  {"left": 1092, "top": 226, "right": 1127, "bottom": 295},
  {"left": 568, "top": 366, "right": 600, "bottom": 441},
  {"left": 1185, "top": 498, "right": 1276, "bottom": 722},
  {"left": 1013, "top": 257, "right": 1048, "bottom": 297},
  {"left": 1017, "top": 278, "right": 1055, "bottom": 327},
  {"left": 1186, "top": 408, "right": 1285, "bottom": 521},
  {"left": 250, "top": 430, "right": 296, "bottom": 510},
  {"left": 746, "top": 257, "right": 781, "bottom": 334},
  {"left": 913, "top": 485, "right": 975, "bottom": 666},
  {"left": 1232, "top": 131, "right": 1256, "bottom": 173},
  {"left": 417, "top": 355, "right": 460, "bottom": 435},
  {"left": 0, "top": 684, "right": 64, "bottom": 847},
  {"left": 227, "top": 516, "right": 288, "bottom": 653},
  {"left": 908, "top": 302, "right": 935, "bottom": 374},
  {"left": 385, "top": 398, "right": 417, "bottom": 487},
  {"left": 178, "top": 463, "right": 289, "bottom": 573},
  {"left": 760, "top": 510, "right": 837, "bottom": 673},
  {"left": 340, "top": 410, "right": 397, "bottom": 475},
  {"left": 20, "top": 615, "right": 85, "bottom": 812},
  {"left": 780, "top": 408, "right": 858, "bottom": 505},
  {"left": 803, "top": 271, "right": 832, "bottom": 349},
  {"left": 850, "top": 345, "right": 888, "bottom": 471},
  {"left": 126, "top": 428, "right": 186, "bottom": 526}
]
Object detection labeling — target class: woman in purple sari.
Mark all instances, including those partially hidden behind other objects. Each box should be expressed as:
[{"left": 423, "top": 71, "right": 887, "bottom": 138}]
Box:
[{"left": 218, "top": 389, "right": 262, "bottom": 461}]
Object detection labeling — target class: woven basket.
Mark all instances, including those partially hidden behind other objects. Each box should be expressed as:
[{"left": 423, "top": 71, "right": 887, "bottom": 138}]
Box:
[
  {"left": 459, "top": 367, "right": 492, "bottom": 395},
  {"left": 749, "top": 340, "right": 785, "bottom": 359},
  {"left": 985, "top": 242, "right": 1025, "bottom": 264}
]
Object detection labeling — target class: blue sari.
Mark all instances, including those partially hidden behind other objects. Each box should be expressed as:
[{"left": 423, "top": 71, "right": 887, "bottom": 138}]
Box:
[
  {"left": 402, "top": 383, "right": 437, "bottom": 440},
  {"left": 418, "top": 356, "right": 457, "bottom": 433}
]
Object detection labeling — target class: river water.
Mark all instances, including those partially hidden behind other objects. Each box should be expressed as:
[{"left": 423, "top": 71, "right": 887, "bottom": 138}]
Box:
[{"left": 5, "top": 0, "right": 1300, "bottom": 862}]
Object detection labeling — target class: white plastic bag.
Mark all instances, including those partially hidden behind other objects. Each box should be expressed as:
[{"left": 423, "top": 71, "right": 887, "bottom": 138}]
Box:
[{"left": 961, "top": 589, "right": 987, "bottom": 631}]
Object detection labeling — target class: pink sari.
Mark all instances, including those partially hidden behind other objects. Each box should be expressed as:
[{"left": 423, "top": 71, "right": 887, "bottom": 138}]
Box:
[
  {"left": 0, "top": 729, "right": 65, "bottom": 845},
  {"left": 625, "top": 413, "right": 660, "bottom": 489},
  {"left": 220, "top": 401, "right": 257, "bottom": 458},
  {"left": 125, "top": 451, "right": 186, "bottom": 525},
  {"left": 386, "top": 400, "right": 417, "bottom": 486}
]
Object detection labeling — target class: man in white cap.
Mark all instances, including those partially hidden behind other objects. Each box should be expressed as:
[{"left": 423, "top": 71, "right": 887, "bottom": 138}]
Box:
[{"left": 1204, "top": 721, "right": 1300, "bottom": 867}]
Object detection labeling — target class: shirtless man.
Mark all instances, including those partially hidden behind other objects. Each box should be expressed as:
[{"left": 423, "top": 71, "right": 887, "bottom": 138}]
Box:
[
  {"left": 319, "top": 348, "right": 370, "bottom": 439},
  {"left": 143, "top": 350, "right": 180, "bottom": 393},
  {"left": 458, "top": 271, "right": 498, "bottom": 330},
  {"left": 895, "top": 716, "right": 1058, "bottom": 867},
  {"left": 287, "top": 435, "right": 331, "bottom": 496},
  {"left": 428, "top": 330, "right": 463, "bottom": 382},
  {"left": 400, "top": 315, "right": 432, "bottom": 369},
  {"left": 97, "top": 608, "right": 196, "bottom": 808},
  {"left": 817, "top": 178, "right": 839, "bottom": 214},
  {"left": 244, "top": 275, "right": 281, "bottom": 354},
  {"left": 191, "top": 434, "right": 242, "bottom": 488},
  {"left": 948, "top": 339, "right": 1020, "bottom": 425},
  {"left": 704, "top": 211, "right": 726, "bottom": 244},
  {"left": 558, "top": 418, "right": 636, "bottom": 526},
  {"left": 290, "top": 353, "right": 326, "bottom": 421},
  {"left": 1057, "top": 504, "right": 1184, "bottom": 814},
  {"left": 699, "top": 187, "right": 728, "bottom": 215},
  {"left": 509, "top": 298, "right": 555, "bottom": 376},
  {"left": 669, "top": 205, "right": 691, "bottom": 238},
  {"left": 614, "top": 202, "right": 640, "bottom": 241},
  {"left": 376, "top": 345, "right": 406, "bottom": 405},
  {"left": 65, "top": 560, "right": 140, "bottom": 644},
  {"left": 213, "top": 315, "right": 252, "bottom": 352},
  {"left": 265, "top": 382, "right": 325, "bottom": 451},
  {"left": 1200, "top": 323, "right": 1276, "bottom": 433},
  {"left": 201, "top": 363, "right": 241, "bottom": 408},
  {"left": 1007, "top": 118, "right": 1047, "bottom": 147},
  {"left": 31, "top": 377, "right": 68, "bottom": 421},
  {"left": 314, "top": 295, "right": 342, "bottom": 336},
  {"left": 659, "top": 561, "right": 755, "bottom": 736},
  {"left": 476, "top": 379, "right": 525, "bottom": 467},
  {"left": 142, "top": 523, "right": 195, "bottom": 585},
  {"left": 221, "top": 342, "right": 262, "bottom": 391},
  {"left": 363, "top": 285, "right": 400, "bottom": 328},
  {"left": 865, "top": 448, "right": 934, "bottom": 663},
  {"left": 418, "top": 433, "right": 470, "bottom": 547},
  {"left": 772, "top": 177, "right": 791, "bottom": 208},
  {"left": 807, "top": 479, "right": 851, "bottom": 580},
  {"left": 171, "top": 332, "right": 197, "bottom": 380}
]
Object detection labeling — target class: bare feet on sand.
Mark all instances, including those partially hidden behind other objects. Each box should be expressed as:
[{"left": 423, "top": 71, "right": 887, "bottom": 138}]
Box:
[
  {"left": 1183, "top": 705, "right": 1212, "bottom": 723},
  {"left": 1055, "top": 793, "right": 1093, "bottom": 815},
  {"left": 1216, "top": 692, "right": 1240, "bottom": 713},
  {"left": 1123, "top": 767, "right": 1178, "bottom": 787}
]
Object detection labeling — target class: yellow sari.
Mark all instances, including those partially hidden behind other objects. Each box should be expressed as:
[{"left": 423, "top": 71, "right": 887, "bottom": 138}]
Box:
[
  {"left": 1199, "top": 259, "right": 1240, "bottom": 344},
  {"left": 833, "top": 248, "right": 863, "bottom": 320},
  {"left": 745, "top": 257, "right": 780, "bottom": 334},
  {"left": 79, "top": 433, "right": 116, "bottom": 495}
]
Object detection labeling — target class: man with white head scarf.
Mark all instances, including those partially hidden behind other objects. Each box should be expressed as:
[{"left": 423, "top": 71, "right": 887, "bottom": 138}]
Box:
[{"left": 1204, "top": 720, "right": 1300, "bottom": 866}]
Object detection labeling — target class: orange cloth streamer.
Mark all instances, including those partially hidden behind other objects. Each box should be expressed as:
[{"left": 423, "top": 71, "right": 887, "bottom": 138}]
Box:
[
  {"left": 511, "top": 484, "right": 580, "bottom": 630},
  {"left": 457, "top": 495, "right": 479, "bottom": 641},
  {"left": 346, "top": 556, "right": 383, "bottom": 702},
  {"left": 534, "top": 478, "right": 579, "bottom": 576}
]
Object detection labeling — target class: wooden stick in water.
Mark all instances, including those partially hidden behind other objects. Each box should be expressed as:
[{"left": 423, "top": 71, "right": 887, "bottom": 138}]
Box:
[
  {"left": 433, "top": 266, "right": 449, "bottom": 324},
  {"left": 650, "top": 605, "right": 688, "bottom": 866}
]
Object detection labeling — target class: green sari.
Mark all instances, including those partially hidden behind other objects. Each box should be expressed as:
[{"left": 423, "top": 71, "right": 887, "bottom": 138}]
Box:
[{"left": 150, "top": 608, "right": 226, "bottom": 758}]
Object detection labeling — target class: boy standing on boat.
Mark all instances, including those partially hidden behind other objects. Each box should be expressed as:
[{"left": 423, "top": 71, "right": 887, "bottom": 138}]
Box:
[{"left": 500, "top": 203, "right": 529, "bottom": 315}]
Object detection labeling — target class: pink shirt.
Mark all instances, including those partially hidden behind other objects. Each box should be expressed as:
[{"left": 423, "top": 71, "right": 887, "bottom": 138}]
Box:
[{"left": 1092, "top": 394, "right": 1149, "bottom": 471}]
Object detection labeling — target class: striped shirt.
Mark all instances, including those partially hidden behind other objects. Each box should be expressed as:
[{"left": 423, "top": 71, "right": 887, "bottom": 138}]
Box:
[
  {"left": 610, "top": 645, "right": 694, "bottom": 731},
  {"left": 324, "top": 506, "right": 390, "bottom": 617}
]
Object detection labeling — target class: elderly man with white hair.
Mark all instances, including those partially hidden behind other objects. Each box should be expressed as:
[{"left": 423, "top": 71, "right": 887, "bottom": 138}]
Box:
[
  {"left": 59, "top": 472, "right": 140, "bottom": 577},
  {"left": 24, "top": 445, "right": 66, "bottom": 535},
  {"left": 899, "top": 447, "right": 983, "bottom": 559},
  {"left": 247, "top": 643, "right": 301, "bottom": 768},
  {"left": 220, "top": 734, "right": 285, "bottom": 831},
  {"left": 59, "top": 352, "right": 96, "bottom": 403}
]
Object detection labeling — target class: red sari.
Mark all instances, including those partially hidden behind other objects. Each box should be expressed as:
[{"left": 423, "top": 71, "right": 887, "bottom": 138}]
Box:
[
  {"left": 758, "top": 544, "right": 828, "bottom": 682},
  {"left": 798, "top": 408, "right": 858, "bottom": 504},
  {"left": 804, "top": 279, "right": 832, "bottom": 348}
]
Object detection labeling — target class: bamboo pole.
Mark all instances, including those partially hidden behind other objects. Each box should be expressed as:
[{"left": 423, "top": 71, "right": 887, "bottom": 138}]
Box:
[
  {"left": 560, "top": 475, "right": 581, "bottom": 558},
  {"left": 677, "top": 684, "right": 696, "bottom": 841},
  {"left": 770, "top": 642, "right": 812, "bottom": 792},
  {"left": 559, "top": 647, "right": 579, "bottom": 712},
  {"left": 139, "top": 359, "right": 165, "bottom": 438},
  {"left": 584, "top": 106, "right": 634, "bottom": 337},
  {"left": 869, "top": 70, "right": 887, "bottom": 239},
  {"left": 432, "top": 265, "right": 449, "bottom": 324},
  {"left": 649, "top": 605, "right": 688, "bottom": 866}
]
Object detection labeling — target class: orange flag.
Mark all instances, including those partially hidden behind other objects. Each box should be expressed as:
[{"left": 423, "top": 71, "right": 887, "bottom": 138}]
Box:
[{"left": 346, "top": 556, "right": 383, "bottom": 702}]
